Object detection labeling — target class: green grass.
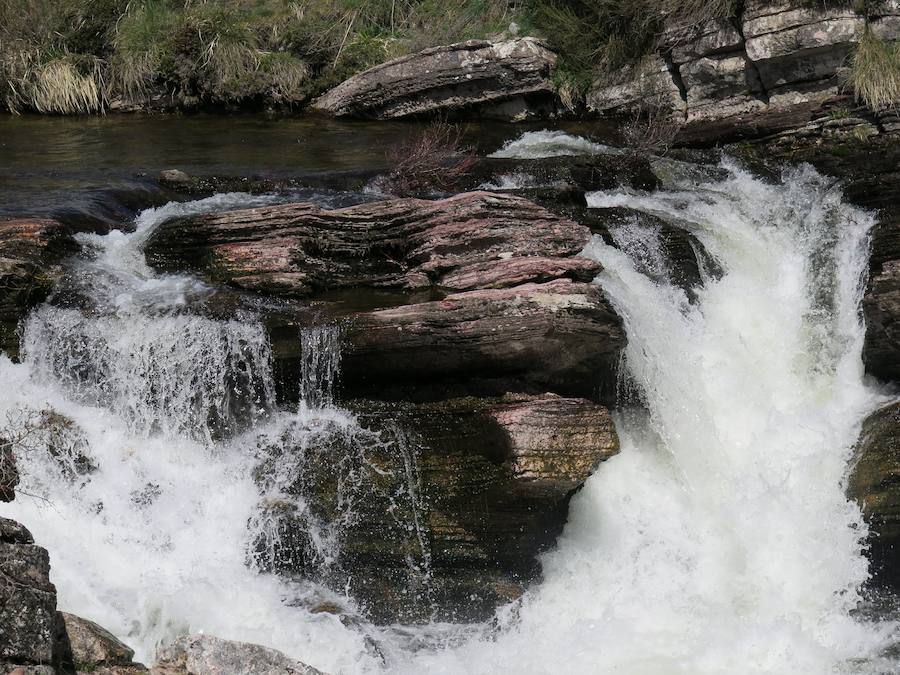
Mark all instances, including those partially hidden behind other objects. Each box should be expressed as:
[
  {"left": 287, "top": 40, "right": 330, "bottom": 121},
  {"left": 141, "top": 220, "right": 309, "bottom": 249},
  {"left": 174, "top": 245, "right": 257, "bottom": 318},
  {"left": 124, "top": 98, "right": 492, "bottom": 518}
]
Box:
[
  {"left": 848, "top": 29, "right": 900, "bottom": 109},
  {"left": 1, "top": 0, "right": 516, "bottom": 113}
]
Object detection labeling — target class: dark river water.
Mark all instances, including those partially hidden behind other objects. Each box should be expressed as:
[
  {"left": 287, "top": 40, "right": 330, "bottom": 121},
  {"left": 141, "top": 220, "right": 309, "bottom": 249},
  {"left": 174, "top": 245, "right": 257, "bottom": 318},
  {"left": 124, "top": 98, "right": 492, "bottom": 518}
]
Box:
[{"left": 0, "top": 113, "right": 610, "bottom": 218}]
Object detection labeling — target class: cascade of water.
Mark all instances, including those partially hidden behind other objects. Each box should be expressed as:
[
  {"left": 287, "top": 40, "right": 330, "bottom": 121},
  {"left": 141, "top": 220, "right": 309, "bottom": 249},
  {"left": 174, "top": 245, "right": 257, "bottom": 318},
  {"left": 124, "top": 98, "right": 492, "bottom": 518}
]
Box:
[
  {"left": 394, "top": 159, "right": 898, "bottom": 674},
  {"left": 299, "top": 324, "right": 343, "bottom": 411},
  {"left": 2, "top": 155, "right": 898, "bottom": 675}
]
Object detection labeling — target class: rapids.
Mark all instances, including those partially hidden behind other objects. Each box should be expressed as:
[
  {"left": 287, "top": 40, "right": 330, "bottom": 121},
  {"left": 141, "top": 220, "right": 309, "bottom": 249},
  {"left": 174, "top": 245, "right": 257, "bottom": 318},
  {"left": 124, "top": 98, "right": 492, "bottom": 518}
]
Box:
[{"left": 2, "top": 135, "right": 898, "bottom": 674}]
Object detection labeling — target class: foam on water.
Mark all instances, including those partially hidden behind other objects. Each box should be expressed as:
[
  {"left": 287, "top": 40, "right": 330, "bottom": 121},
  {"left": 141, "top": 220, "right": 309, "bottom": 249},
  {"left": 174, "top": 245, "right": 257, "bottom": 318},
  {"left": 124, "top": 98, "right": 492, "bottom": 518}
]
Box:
[
  {"left": 488, "top": 130, "right": 619, "bottom": 159},
  {"left": 3, "top": 162, "right": 899, "bottom": 674}
]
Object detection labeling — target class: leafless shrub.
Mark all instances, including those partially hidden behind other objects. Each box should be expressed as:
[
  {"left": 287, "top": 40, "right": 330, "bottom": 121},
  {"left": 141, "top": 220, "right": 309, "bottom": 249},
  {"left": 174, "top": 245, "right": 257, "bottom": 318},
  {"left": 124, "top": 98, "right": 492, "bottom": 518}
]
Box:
[
  {"left": 377, "top": 121, "right": 477, "bottom": 197},
  {"left": 0, "top": 407, "right": 93, "bottom": 502}
]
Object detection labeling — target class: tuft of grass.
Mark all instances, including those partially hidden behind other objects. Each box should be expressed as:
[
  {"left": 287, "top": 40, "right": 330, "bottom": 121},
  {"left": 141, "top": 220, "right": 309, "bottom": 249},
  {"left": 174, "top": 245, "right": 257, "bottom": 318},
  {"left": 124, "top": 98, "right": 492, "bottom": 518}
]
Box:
[{"left": 847, "top": 30, "right": 900, "bottom": 109}]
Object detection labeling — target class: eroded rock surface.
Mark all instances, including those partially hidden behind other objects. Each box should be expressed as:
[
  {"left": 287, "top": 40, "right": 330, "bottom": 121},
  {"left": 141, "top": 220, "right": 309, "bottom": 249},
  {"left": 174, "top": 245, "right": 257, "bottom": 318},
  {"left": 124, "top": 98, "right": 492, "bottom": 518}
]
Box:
[
  {"left": 146, "top": 191, "right": 595, "bottom": 296},
  {"left": 312, "top": 38, "right": 558, "bottom": 120},
  {"left": 848, "top": 401, "right": 900, "bottom": 588},
  {"left": 152, "top": 635, "right": 322, "bottom": 675},
  {"left": 54, "top": 612, "right": 147, "bottom": 674}
]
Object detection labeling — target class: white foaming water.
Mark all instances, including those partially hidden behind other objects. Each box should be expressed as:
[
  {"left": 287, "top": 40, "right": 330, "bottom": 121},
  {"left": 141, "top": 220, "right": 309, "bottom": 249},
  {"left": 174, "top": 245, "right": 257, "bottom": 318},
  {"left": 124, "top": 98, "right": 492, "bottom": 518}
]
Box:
[
  {"left": 477, "top": 172, "right": 570, "bottom": 191},
  {"left": 392, "top": 159, "right": 898, "bottom": 674},
  {"left": 0, "top": 194, "right": 383, "bottom": 673},
  {"left": 2, "top": 162, "right": 898, "bottom": 675},
  {"left": 488, "top": 130, "right": 619, "bottom": 158}
]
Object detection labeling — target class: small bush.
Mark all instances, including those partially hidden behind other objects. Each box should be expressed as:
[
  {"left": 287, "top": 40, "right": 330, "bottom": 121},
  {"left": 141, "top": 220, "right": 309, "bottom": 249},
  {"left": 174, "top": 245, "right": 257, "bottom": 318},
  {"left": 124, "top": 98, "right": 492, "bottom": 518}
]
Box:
[
  {"left": 378, "top": 121, "right": 477, "bottom": 196},
  {"left": 848, "top": 29, "right": 900, "bottom": 109}
]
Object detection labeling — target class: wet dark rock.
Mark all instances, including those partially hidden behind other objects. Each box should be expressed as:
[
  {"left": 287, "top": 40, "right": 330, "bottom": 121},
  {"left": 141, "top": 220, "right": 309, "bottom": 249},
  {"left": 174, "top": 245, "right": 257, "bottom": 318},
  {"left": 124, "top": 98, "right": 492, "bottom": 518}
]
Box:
[
  {"left": 256, "top": 393, "right": 618, "bottom": 623},
  {"left": 312, "top": 38, "right": 558, "bottom": 121},
  {"left": 865, "top": 259, "right": 900, "bottom": 384},
  {"left": 340, "top": 279, "right": 623, "bottom": 402},
  {"left": 1, "top": 443, "right": 19, "bottom": 502},
  {"left": 0, "top": 519, "right": 56, "bottom": 671},
  {"left": 151, "top": 634, "right": 323, "bottom": 675},
  {"left": 0, "top": 218, "right": 79, "bottom": 358},
  {"left": 848, "top": 401, "right": 900, "bottom": 589}
]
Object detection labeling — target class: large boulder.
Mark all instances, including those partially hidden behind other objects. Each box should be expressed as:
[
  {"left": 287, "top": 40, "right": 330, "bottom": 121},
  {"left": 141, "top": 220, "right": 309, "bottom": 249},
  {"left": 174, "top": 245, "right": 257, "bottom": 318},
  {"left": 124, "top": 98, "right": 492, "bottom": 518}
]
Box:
[
  {"left": 311, "top": 38, "right": 558, "bottom": 120},
  {"left": 54, "top": 612, "right": 147, "bottom": 674},
  {"left": 152, "top": 635, "right": 322, "bottom": 675},
  {"left": 848, "top": 401, "right": 900, "bottom": 588},
  {"left": 252, "top": 393, "right": 618, "bottom": 623},
  {"left": 0, "top": 218, "right": 78, "bottom": 358},
  {"left": 145, "top": 192, "right": 624, "bottom": 401}
]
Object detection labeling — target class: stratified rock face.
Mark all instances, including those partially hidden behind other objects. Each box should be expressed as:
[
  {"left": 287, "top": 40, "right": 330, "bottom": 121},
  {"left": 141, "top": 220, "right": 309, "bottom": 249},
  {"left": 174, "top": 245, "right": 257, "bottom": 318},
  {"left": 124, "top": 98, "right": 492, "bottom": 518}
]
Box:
[
  {"left": 0, "top": 518, "right": 56, "bottom": 671},
  {"left": 311, "top": 38, "right": 558, "bottom": 120},
  {"left": 147, "top": 192, "right": 623, "bottom": 401},
  {"left": 589, "top": 1, "right": 900, "bottom": 144},
  {"left": 0, "top": 218, "right": 77, "bottom": 358},
  {"left": 342, "top": 279, "right": 623, "bottom": 400},
  {"left": 152, "top": 635, "right": 323, "bottom": 675},
  {"left": 258, "top": 394, "right": 618, "bottom": 623},
  {"left": 146, "top": 191, "right": 595, "bottom": 297},
  {"left": 848, "top": 401, "right": 900, "bottom": 587}
]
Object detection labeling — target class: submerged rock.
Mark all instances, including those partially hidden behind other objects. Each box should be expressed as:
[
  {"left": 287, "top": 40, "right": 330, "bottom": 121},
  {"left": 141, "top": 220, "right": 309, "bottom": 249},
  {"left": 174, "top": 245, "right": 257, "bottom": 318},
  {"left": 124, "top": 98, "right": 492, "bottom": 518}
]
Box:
[
  {"left": 152, "top": 635, "right": 323, "bottom": 675},
  {"left": 311, "top": 38, "right": 558, "bottom": 120},
  {"left": 0, "top": 218, "right": 78, "bottom": 358},
  {"left": 256, "top": 393, "right": 618, "bottom": 623},
  {"left": 848, "top": 401, "right": 900, "bottom": 589}
]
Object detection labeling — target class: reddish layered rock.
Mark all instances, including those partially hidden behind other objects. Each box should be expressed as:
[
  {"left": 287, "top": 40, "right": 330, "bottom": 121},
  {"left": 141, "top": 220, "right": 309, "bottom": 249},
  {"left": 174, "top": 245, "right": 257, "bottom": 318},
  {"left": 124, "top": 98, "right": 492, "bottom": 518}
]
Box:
[
  {"left": 146, "top": 191, "right": 595, "bottom": 296},
  {"left": 0, "top": 218, "right": 78, "bottom": 357}
]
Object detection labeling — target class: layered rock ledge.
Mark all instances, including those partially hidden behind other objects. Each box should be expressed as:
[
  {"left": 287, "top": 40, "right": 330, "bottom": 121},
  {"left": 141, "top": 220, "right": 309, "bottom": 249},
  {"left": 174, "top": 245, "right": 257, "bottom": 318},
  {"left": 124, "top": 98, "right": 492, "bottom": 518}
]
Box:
[{"left": 311, "top": 38, "right": 558, "bottom": 120}]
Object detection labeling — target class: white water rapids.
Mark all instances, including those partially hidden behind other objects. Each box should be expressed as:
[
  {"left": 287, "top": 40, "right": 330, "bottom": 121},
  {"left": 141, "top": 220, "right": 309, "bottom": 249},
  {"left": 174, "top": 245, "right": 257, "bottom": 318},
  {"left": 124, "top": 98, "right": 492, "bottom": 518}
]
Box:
[{"left": 2, "top": 144, "right": 898, "bottom": 674}]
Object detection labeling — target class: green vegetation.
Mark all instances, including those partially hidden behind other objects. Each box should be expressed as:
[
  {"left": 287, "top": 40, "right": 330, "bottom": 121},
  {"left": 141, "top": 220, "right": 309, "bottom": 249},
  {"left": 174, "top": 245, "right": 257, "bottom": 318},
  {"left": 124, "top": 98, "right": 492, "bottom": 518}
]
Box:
[
  {"left": 0, "top": 0, "right": 515, "bottom": 113},
  {"left": 848, "top": 29, "right": 900, "bottom": 109},
  {"left": 523, "top": 0, "right": 738, "bottom": 99},
  {"left": 2, "top": 0, "right": 897, "bottom": 115}
]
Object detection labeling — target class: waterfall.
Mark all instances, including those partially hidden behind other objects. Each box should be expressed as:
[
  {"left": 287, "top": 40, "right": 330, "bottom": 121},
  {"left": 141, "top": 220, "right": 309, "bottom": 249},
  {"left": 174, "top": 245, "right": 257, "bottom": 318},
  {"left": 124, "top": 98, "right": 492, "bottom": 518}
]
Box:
[
  {"left": 2, "top": 156, "right": 898, "bottom": 674},
  {"left": 394, "top": 159, "right": 898, "bottom": 674}
]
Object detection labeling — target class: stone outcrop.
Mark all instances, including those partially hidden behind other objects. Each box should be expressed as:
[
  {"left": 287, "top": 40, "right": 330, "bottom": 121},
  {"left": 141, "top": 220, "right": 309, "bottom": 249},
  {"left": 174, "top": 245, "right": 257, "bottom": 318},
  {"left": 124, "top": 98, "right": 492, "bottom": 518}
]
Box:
[
  {"left": 55, "top": 612, "right": 147, "bottom": 674},
  {"left": 0, "top": 518, "right": 56, "bottom": 673},
  {"left": 151, "top": 635, "right": 322, "bottom": 675},
  {"left": 588, "top": 1, "right": 900, "bottom": 145},
  {"left": 0, "top": 218, "right": 78, "bottom": 358},
  {"left": 341, "top": 279, "right": 623, "bottom": 401},
  {"left": 147, "top": 191, "right": 625, "bottom": 401},
  {"left": 254, "top": 393, "right": 618, "bottom": 623},
  {"left": 145, "top": 191, "right": 596, "bottom": 297},
  {"left": 848, "top": 401, "right": 900, "bottom": 588},
  {"left": 311, "top": 38, "right": 558, "bottom": 120}
]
